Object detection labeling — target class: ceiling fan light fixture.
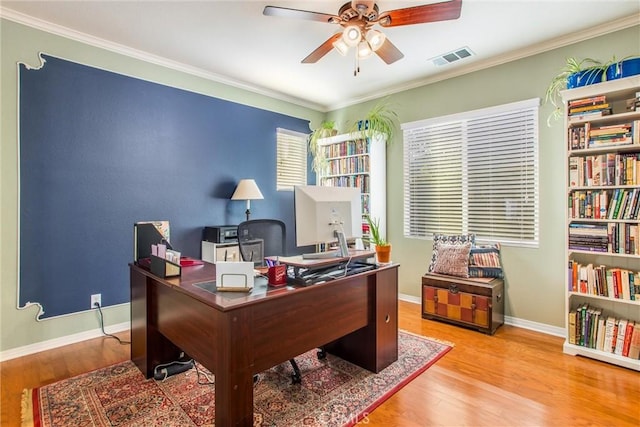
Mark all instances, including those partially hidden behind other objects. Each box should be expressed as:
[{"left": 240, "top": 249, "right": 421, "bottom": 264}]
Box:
[
  {"left": 357, "top": 40, "right": 373, "bottom": 59},
  {"left": 342, "top": 25, "right": 362, "bottom": 47},
  {"left": 332, "top": 38, "right": 349, "bottom": 56},
  {"left": 365, "top": 29, "right": 386, "bottom": 51}
]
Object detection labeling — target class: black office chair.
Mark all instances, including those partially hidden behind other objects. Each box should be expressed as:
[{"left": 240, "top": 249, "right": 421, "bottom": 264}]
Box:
[
  {"left": 237, "top": 219, "right": 286, "bottom": 267},
  {"left": 237, "top": 219, "right": 303, "bottom": 384}
]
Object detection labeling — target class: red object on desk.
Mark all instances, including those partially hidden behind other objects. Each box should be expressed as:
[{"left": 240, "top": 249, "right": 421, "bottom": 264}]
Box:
[
  {"left": 268, "top": 264, "right": 287, "bottom": 286},
  {"left": 180, "top": 257, "right": 204, "bottom": 267}
]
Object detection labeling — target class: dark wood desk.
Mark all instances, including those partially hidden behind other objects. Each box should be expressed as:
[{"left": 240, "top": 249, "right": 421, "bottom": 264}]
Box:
[{"left": 130, "top": 261, "right": 399, "bottom": 426}]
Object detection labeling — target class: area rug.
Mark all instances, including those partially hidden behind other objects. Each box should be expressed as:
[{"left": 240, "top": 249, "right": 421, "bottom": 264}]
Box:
[{"left": 22, "top": 331, "right": 451, "bottom": 427}]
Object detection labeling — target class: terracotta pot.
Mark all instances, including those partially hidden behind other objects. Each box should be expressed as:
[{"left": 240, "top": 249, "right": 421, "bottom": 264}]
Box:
[{"left": 375, "top": 244, "right": 392, "bottom": 264}]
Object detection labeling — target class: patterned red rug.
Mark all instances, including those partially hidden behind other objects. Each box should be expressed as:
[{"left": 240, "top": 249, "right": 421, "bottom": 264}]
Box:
[{"left": 22, "top": 331, "right": 451, "bottom": 426}]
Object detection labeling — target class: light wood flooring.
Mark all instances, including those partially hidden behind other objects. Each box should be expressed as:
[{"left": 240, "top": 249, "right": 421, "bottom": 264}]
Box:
[{"left": 2, "top": 300, "right": 638, "bottom": 426}]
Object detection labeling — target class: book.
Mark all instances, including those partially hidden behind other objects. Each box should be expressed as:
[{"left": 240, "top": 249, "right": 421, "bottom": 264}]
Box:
[
  {"left": 622, "top": 321, "right": 634, "bottom": 357},
  {"left": 603, "top": 316, "right": 617, "bottom": 353},
  {"left": 614, "top": 318, "right": 628, "bottom": 355},
  {"left": 568, "top": 309, "right": 577, "bottom": 345},
  {"left": 628, "top": 323, "right": 640, "bottom": 359},
  {"left": 595, "top": 316, "right": 606, "bottom": 351},
  {"left": 568, "top": 95, "right": 607, "bottom": 108}
]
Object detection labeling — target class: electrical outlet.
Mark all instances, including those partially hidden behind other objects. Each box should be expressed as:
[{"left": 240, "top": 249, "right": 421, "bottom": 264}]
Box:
[{"left": 91, "top": 293, "right": 101, "bottom": 309}]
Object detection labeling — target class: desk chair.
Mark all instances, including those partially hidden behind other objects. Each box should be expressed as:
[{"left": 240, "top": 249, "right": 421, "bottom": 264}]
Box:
[{"left": 237, "top": 219, "right": 303, "bottom": 384}]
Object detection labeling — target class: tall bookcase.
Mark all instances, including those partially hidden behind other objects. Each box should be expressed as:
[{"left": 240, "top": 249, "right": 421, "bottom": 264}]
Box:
[
  {"left": 562, "top": 75, "right": 640, "bottom": 371},
  {"left": 316, "top": 131, "right": 386, "bottom": 245}
]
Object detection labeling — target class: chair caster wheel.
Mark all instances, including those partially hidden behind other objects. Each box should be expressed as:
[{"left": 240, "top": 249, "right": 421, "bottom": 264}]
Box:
[
  {"left": 291, "top": 373, "right": 301, "bottom": 384},
  {"left": 317, "top": 348, "right": 326, "bottom": 360}
]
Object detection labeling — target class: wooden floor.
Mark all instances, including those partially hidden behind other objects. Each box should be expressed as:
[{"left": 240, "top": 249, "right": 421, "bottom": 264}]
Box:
[{"left": 2, "top": 300, "right": 639, "bottom": 426}]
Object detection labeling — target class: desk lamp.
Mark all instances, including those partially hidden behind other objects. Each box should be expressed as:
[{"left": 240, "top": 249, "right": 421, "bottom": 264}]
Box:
[{"left": 231, "top": 179, "right": 264, "bottom": 221}]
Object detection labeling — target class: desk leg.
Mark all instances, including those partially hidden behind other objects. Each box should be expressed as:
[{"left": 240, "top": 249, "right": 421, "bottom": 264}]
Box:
[
  {"left": 214, "top": 309, "right": 254, "bottom": 426},
  {"left": 130, "top": 268, "right": 182, "bottom": 378},
  {"left": 324, "top": 268, "right": 398, "bottom": 372}
]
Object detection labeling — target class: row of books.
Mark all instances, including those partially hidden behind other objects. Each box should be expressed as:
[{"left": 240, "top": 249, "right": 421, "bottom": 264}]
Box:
[
  {"left": 324, "top": 157, "right": 370, "bottom": 176},
  {"left": 568, "top": 152, "right": 639, "bottom": 187},
  {"left": 320, "top": 175, "right": 370, "bottom": 194},
  {"left": 568, "top": 188, "right": 640, "bottom": 220},
  {"left": 568, "top": 222, "right": 640, "bottom": 255},
  {"left": 567, "top": 260, "right": 639, "bottom": 300},
  {"left": 568, "top": 304, "right": 640, "bottom": 359},
  {"left": 321, "top": 139, "right": 370, "bottom": 158},
  {"left": 567, "top": 94, "right": 612, "bottom": 121},
  {"left": 568, "top": 120, "right": 639, "bottom": 150}
]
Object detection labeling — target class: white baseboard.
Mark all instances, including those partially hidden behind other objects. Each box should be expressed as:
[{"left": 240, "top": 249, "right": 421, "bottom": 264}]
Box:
[
  {"left": 398, "top": 293, "right": 565, "bottom": 338},
  {"left": 0, "top": 321, "right": 130, "bottom": 362}
]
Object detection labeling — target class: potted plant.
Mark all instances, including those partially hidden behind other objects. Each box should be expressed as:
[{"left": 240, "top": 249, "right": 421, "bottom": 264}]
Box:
[
  {"left": 308, "top": 120, "right": 337, "bottom": 172},
  {"left": 604, "top": 55, "right": 640, "bottom": 81},
  {"left": 545, "top": 57, "right": 604, "bottom": 124},
  {"left": 364, "top": 215, "right": 391, "bottom": 264},
  {"left": 349, "top": 98, "right": 398, "bottom": 144}
]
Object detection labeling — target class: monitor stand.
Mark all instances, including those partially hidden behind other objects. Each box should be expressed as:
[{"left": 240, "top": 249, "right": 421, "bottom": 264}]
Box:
[
  {"left": 301, "top": 230, "right": 349, "bottom": 260},
  {"left": 302, "top": 250, "right": 339, "bottom": 260}
]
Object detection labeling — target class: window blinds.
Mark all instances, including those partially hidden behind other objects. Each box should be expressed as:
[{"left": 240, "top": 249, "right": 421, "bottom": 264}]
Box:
[
  {"left": 403, "top": 98, "right": 539, "bottom": 247},
  {"left": 276, "top": 128, "right": 308, "bottom": 191}
]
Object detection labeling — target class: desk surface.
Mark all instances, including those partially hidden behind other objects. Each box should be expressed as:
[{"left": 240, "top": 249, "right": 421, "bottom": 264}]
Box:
[{"left": 131, "top": 257, "right": 389, "bottom": 312}]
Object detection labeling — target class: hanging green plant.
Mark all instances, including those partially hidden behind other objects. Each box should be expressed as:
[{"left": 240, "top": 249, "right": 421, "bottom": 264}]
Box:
[
  {"left": 349, "top": 98, "right": 398, "bottom": 144},
  {"left": 308, "top": 120, "right": 337, "bottom": 172},
  {"left": 544, "top": 57, "right": 604, "bottom": 125}
]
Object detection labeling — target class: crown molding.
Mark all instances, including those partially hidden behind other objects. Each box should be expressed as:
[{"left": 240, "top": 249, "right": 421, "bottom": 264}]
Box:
[{"left": 0, "top": 6, "right": 326, "bottom": 112}]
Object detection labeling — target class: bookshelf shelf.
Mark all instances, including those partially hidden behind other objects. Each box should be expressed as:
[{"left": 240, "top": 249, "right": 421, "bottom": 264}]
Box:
[
  {"left": 568, "top": 291, "right": 640, "bottom": 306},
  {"left": 562, "top": 75, "right": 640, "bottom": 370},
  {"left": 563, "top": 342, "right": 640, "bottom": 371},
  {"left": 316, "top": 131, "right": 386, "bottom": 245}
]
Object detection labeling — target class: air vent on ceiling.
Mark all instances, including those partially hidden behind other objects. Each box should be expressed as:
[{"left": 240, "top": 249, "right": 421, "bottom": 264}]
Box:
[{"left": 431, "top": 47, "right": 474, "bottom": 66}]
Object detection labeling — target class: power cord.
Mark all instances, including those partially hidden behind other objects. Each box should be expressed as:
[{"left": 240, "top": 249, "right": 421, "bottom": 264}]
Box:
[{"left": 94, "top": 302, "right": 131, "bottom": 344}]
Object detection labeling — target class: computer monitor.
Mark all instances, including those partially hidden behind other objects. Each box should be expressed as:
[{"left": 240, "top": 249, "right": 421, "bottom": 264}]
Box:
[{"left": 294, "top": 185, "right": 362, "bottom": 258}]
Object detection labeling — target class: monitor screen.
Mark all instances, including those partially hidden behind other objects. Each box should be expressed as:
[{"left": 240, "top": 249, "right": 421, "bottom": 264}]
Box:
[{"left": 294, "top": 185, "right": 362, "bottom": 249}]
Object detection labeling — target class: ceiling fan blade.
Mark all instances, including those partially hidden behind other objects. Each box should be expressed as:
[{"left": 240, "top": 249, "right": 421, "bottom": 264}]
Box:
[
  {"left": 378, "top": 0, "right": 462, "bottom": 27},
  {"left": 375, "top": 38, "right": 405, "bottom": 64},
  {"left": 263, "top": 5, "right": 340, "bottom": 24},
  {"left": 302, "top": 33, "right": 343, "bottom": 64}
]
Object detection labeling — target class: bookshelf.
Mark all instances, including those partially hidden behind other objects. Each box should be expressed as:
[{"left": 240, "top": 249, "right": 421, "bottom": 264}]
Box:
[
  {"left": 316, "top": 131, "right": 386, "bottom": 246},
  {"left": 562, "top": 75, "right": 640, "bottom": 371}
]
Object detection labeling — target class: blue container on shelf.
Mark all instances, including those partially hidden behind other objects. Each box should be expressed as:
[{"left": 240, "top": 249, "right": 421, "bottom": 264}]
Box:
[
  {"left": 566, "top": 68, "right": 604, "bottom": 89},
  {"left": 606, "top": 58, "right": 640, "bottom": 81}
]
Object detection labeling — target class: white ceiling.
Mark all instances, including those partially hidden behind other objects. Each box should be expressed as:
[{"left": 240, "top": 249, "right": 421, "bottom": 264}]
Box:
[{"left": 2, "top": 0, "right": 639, "bottom": 111}]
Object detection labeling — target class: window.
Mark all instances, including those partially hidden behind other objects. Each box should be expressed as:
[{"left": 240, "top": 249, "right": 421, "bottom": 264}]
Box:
[
  {"left": 276, "top": 128, "right": 308, "bottom": 191},
  {"left": 403, "top": 98, "right": 539, "bottom": 247}
]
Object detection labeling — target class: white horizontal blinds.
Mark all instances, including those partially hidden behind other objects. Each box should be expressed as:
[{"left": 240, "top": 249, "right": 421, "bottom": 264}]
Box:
[
  {"left": 403, "top": 98, "right": 539, "bottom": 247},
  {"left": 465, "top": 107, "right": 539, "bottom": 244},
  {"left": 404, "top": 122, "right": 464, "bottom": 237},
  {"left": 276, "top": 128, "right": 308, "bottom": 191}
]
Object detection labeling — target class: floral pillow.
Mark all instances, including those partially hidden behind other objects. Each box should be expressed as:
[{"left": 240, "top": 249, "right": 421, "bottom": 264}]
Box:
[
  {"left": 431, "top": 242, "right": 471, "bottom": 278},
  {"left": 428, "top": 233, "right": 475, "bottom": 273},
  {"left": 468, "top": 243, "right": 503, "bottom": 278}
]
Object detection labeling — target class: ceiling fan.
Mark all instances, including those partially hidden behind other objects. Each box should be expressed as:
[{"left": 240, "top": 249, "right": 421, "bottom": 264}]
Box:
[{"left": 263, "top": 0, "right": 462, "bottom": 69}]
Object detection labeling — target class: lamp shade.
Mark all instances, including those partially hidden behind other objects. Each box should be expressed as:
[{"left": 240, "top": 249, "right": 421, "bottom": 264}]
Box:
[{"left": 231, "top": 179, "right": 264, "bottom": 201}]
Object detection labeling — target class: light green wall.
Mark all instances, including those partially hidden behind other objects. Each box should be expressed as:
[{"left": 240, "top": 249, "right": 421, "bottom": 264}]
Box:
[
  {"left": 328, "top": 26, "right": 640, "bottom": 328},
  {"left": 0, "top": 19, "right": 323, "bottom": 353},
  {"left": 2, "top": 17, "right": 638, "bottom": 354}
]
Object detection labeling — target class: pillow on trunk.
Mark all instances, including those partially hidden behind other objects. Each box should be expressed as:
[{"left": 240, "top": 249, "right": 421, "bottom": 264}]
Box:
[
  {"left": 431, "top": 242, "right": 471, "bottom": 278},
  {"left": 428, "top": 233, "right": 475, "bottom": 273}
]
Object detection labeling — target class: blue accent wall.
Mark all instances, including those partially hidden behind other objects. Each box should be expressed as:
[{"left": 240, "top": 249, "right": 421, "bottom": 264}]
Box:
[{"left": 19, "top": 55, "right": 310, "bottom": 318}]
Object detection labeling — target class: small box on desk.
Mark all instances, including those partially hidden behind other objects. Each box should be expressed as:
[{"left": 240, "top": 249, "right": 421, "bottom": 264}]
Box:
[
  {"left": 150, "top": 255, "right": 181, "bottom": 278},
  {"left": 268, "top": 264, "right": 287, "bottom": 287}
]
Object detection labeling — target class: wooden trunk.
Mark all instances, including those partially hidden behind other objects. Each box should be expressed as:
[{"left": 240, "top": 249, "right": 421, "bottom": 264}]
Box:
[{"left": 422, "top": 273, "right": 504, "bottom": 335}]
